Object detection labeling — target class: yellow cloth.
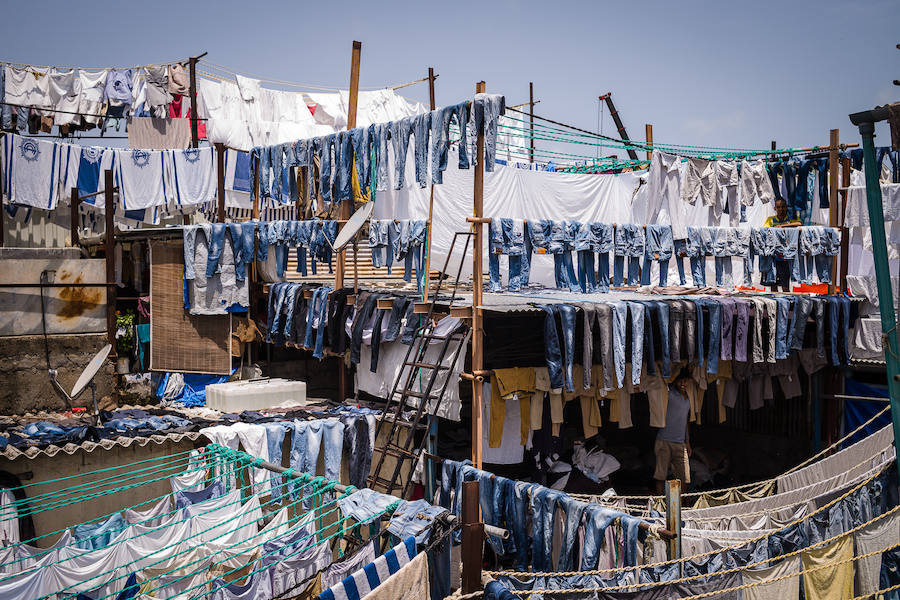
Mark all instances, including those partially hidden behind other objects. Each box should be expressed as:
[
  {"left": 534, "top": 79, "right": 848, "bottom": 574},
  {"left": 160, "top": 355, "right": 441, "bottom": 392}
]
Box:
[
  {"left": 489, "top": 370, "right": 533, "bottom": 447},
  {"left": 801, "top": 534, "right": 854, "bottom": 600},
  {"left": 580, "top": 395, "right": 602, "bottom": 438},
  {"left": 350, "top": 155, "right": 370, "bottom": 203}
]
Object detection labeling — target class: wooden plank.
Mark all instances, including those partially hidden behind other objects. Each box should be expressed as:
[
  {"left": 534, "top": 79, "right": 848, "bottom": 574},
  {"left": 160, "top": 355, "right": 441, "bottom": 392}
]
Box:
[
  {"left": 472, "top": 81, "right": 486, "bottom": 469},
  {"left": 104, "top": 170, "right": 116, "bottom": 353},
  {"left": 828, "top": 129, "right": 839, "bottom": 294}
]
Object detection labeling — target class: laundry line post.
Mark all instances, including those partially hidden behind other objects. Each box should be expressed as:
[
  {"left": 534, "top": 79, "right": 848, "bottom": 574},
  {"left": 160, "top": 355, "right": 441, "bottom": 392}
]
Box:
[
  {"left": 70, "top": 187, "right": 80, "bottom": 247},
  {"left": 664, "top": 479, "right": 682, "bottom": 572},
  {"left": 104, "top": 169, "right": 117, "bottom": 355},
  {"left": 471, "top": 80, "right": 486, "bottom": 470},
  {"left": 423, "top": 66, "right": 438, "bottom": 303},
  {"left": 839, "top": 154, "right": 851, "bottom": 291},
  {"left": 529, "top": 82, "right": 535, "bottom": 163},
  {"left": 336, "top": 40, "right": 362, "bottom": 294},
  {"left": 424, "top": 65, "right": 439, "bottom": 503},
  {"left": 644, "top": 123, "right": 653, "bottom": 161},
  {"left": 827, "top": 129, "right": 840, "bottom": 295},
  {"left": 849, "top": 107, "right": 900, "bottom": 486},
  {"left": 215, "top": 143, "right": 226, "bottom": 223},
  {"left": 461, "top": 480, "right": 484, "bottom": 594}
]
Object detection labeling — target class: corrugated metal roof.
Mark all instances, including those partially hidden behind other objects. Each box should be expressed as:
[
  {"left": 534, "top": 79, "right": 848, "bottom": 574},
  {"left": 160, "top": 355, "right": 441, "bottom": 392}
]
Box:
[{"left": 1, "top": 431, "right": 203, "bottom": 460}]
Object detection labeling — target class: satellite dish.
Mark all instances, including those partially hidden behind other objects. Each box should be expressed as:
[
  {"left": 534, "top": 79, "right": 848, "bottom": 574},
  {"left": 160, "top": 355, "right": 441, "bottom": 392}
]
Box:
[
  {"left": 49, "top": 343, "right": 112, "bottom": 423},
  {"left": 72, "top": 344, "right": 112, "bottom": 398},
  {"left": 332, "top": 201, "right": 375, "bottom": 251}
]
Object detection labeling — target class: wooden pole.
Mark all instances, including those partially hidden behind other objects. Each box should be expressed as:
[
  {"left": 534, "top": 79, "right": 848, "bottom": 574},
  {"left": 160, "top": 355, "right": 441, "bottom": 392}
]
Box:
[
  {"left": 215, "top": 143, "right": 226, "bottom": 223},
  {"left": 70, "top": 187, "right": 80, "bottom": 247},
  {"left": 423, "top": 67, "right": 438, "bottom": 302},
  {"left": 188, "top": 56, "right": 201, "bottom": 149},
  {"left": 472, "top": 81, "right": 486, "bottom": 469},
  {"left": 104, "top": 169, "right": 116, "bottom": 354},
  {"left": 665, "top": 479, "right": 682, "bottom": 572},
  {"left": 645, "top": 124, "right": 653, "bottom": 161},
  {"left": 0, "top": 133, "right": 4, "bottom": 247},
  {"left": 839, "top": 156, "right": 851, "bottom": 291},
  {"left": 529, "top": 82, "right": 535, "bottom": 164},
  {"left": 828, "top": 129, "right": 840, "bottom": 294},
  {"left": 460, "top": 480, "right": 484, "bottom": 594},
  {"left": 336, "top": 40, "right": 361, "bottom": 292}
]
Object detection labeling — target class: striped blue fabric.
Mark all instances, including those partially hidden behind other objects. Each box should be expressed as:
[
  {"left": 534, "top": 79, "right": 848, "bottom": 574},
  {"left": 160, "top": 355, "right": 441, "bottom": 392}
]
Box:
[{"left": 318, "top": 536, "right": 417, "bottom": 600}]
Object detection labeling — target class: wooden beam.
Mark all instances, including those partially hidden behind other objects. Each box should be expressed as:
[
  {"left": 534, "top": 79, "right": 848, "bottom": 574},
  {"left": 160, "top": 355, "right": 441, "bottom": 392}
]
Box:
[
  {"left": 645, "top": 123, "right": 653, "bottom": 161},
  {"left": 104, "top": 169, "right": 116, "bottom": 355},
  {"left": 187, "top": 54, "right": 206, "bottom": 149},
  {"left": 828, "top": 129, "right": 840, "bottom": 294},
  {"left": 0, "top": 133, "right": 4, "bottom": 247},
  {"left": 336, "top": 40, "right": 362, "bottom": 292},
  {"left": 215, "top": 143, "right": 226, "bottom": 223},
  {"left": 529, "top": 82, "right": 535, "bottom": 163},
  {"left": 839, "top": 156, "right": 851, "bottom": 291},
  {"left": 472, "top": 81, "right": 486, "bottom": 470},
  {"left": 665, "top": 479, "right": 683, "bottom": 574},
  {"left": 423, "top": 67, "right": 438, "bottom": 303},
  {"left": 460, "top": 480, "right": 484, "bottom": 594},
  {"left": 69, "top": 187, "right": 80, "bottom": 247}
]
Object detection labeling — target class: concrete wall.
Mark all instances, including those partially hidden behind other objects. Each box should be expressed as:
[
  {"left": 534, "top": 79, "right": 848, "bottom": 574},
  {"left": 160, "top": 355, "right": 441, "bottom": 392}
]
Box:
[
  {"left": 0, "top": 333, "right": 116, "bottom": 414},
  {"left": 0, "top": 439, "right": 197, "bottom": 548}
]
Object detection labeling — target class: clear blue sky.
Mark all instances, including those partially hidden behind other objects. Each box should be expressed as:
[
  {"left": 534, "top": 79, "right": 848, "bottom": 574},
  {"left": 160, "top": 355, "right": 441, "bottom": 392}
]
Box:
[{"left": 2, "top": 0, "right": 898, "bottom": 152}]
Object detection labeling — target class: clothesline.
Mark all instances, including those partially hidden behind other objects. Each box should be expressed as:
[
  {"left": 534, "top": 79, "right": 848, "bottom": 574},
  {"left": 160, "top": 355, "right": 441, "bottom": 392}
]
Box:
[
  {"left": 0, "top": 57, "right": 192, "bottom": 72},
  {"left": 0, "top": 444, "right": 410, "bottom": 600},
  {"left": 570, "top": 403, "right": 892, "bottom": 503},
  {"left": 485, "top": 459, "right": 890, "bottom": 577}
]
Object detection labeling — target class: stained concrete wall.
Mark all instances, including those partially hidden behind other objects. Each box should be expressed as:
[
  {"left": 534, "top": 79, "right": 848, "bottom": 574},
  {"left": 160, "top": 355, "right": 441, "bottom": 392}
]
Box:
[{"left": 0, "top": 333, "right": 116, "bottom": 414}]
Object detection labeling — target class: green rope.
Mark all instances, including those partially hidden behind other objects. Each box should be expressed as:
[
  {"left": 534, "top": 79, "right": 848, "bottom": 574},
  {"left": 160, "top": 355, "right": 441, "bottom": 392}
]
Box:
[
  {"left": 0, "top": 451, "right": 206, "bottom": 517},
  {"left": 0, "top": 448, "right": 196, "bottom": 493},
  {"left": 0, "top": 454, "right": 238, "bottom": 568},
  {"left": 12, "top": 458, "right": 310, "bottom": 591},
  {"left": 63, "top": 476, "right": 351, "bottom": 600}
]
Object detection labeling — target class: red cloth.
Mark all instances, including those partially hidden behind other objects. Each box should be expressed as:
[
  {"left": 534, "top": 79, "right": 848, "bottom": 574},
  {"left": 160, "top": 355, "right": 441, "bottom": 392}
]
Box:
[{"left": 168, "top": 95, "right": 183, "bottom": 118}]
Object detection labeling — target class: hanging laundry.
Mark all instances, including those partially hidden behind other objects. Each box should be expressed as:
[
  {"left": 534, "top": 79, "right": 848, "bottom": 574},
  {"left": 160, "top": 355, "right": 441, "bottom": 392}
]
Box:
[
  {"left": 2, "top": 135, "right": 63, "bottom": 209},
  {"left": 682, "top": 157, "right": 721, "bottom": 207},
  {"left": 142, "top": 65, "right": 171, "bottom": 117},
  {"left": 104, "top": 69, "right": 133, "bottom": 107},
  {"left": 115, "top": 148, "right": 166, "bottom": 210},
  {"left": 167, "top": 63, "right": 189, "bottom": 95},
  {"left": 46, "top": 68, "right": 80, "bottom": 126},
  {"left": 77, "top": 69, "right": 108, "bottom": 126},
  {"left": 4, "top": 66, "right": 51, "bottom": 112},
  {"left": 166, "top": 146, "right": 215, "bottom": 207}
]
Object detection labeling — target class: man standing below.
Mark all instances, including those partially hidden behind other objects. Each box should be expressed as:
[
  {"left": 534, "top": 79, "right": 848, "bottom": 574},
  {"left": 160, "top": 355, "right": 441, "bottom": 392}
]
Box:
[
  {"left": 764, "top": 197, "right": 801, "bottom": 292},
  {"left": 654, "top": 369, "right": 692, "bottom": 494}
]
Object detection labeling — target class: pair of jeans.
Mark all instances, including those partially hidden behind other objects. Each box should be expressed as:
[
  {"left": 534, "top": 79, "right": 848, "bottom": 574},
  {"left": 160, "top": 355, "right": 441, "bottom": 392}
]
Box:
[
  {"left": 719, "top": 298, "right": 736, "bottom": 361},
  {"left": 610, "top": 302, "right": 628, "bottom": 388},
  {"left": 205, "top": 223, "right": 228, "bottom": 278},
  {"left": 714, "top": 256, "right": 733, "bottom": 287},
  {"left": 340, "top": 415, "right": 372, "bottom": 489},
  {"left": 370, "top": 123, "right": 391, "bottom": 191},
  {"left": 553, "top": 252, "right": 580, "bottom": 291},
  {"left": 387, "top": 499, "right": 448, "bottom": 544},
  {"left": 303, "top": 287, "right": 328, "bottom": 350},
  {"left": 613, "top": 224, "right": 644, "bottom": 286},
  {"left": 538, "top": 304, "right": 565, "bottom": 392},
  {"left": 579, "top": 505, "right": 619, "bottom": 570},
  {"left": 349, "top": 293, "right": 383, "bottom": 364},
  {"left": 698, "top": 299, "right": 721, "bottom": 374},
  {"left": 788, "top": 296, "right": 813, "bottom": 351},
  {"left": 431, "top": 101, "right": 469, "bottom": 184},
  {"left": 733, "top": 299, "right": 751, "bottom": 362},
  {"left": 266, "top": 282, "right": 289, "bottom": 344},
  {"left": 315, "top": 134, "right": 337, "bottom": 205},
  {"left": 369, "top": 219, "right": 394, "bottom": 270},
  {"left": 183, "top": 225, "right": 203, "bottom": 281},
  {"left": 503, "top": 479, "right": 538, "bottom": 570},
  {"left": 577, "top": 250, "right": 597, "bottom": 292},
  {"left": 349, "top": 126, "right": 372, "bottom": 196},
  {"left": 261, "top": 423, "right": 289, "bottom": 502},
  {"left": 773, "top": 297, "right": 792, "bottom": 360},
  {"left": 390, "top": 114, "right": 431, "bottom": 189},
  {"left": 290, "top": 419, "right": 344, "bottom": 498},
  {"left": 233, "top": 222, "right": 256, "bottom": 281},
  {"left": 671, "top": 238, "right": 688, "bottom": 285},
  {"left": 826, "top": 296, "right": 850, "bottom": 365},
  {"left": 312, "top": 286, "right": 332, "bottom": 359},
  {"left": 530, "top": 487, "right": 565, "bottom": 572},
  {"left": 472, "top": 93, "right": 505, "bottom": 171},
  {"left": 280, "top": 284, "right": 301, "bottom": 345},
  {"left": 641, "top": 225, "right": 674, "bottom": 286},
  {"left": 651, "top": 301, "right": 672, "bottom": 378}
]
